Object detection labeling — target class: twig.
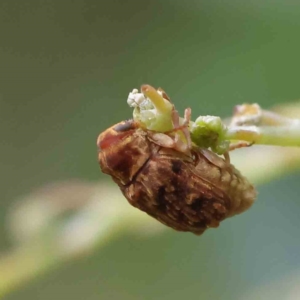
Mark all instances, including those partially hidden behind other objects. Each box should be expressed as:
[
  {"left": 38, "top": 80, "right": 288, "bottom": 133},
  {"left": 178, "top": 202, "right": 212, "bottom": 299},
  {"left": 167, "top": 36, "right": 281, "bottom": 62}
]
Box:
[{"left": 226, "top": 125, "right": 300, "bottom": 147}]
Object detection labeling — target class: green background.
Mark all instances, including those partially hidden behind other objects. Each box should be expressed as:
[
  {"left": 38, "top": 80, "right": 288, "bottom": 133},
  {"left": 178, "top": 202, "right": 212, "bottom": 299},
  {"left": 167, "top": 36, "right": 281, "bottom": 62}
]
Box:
[{"left": 1, "top": 1, "right": 300, "bottom": 299}]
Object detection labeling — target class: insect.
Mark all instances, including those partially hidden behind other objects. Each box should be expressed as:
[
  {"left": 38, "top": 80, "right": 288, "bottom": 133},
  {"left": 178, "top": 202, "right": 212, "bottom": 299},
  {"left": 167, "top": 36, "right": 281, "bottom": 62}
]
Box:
[{"left": 97, "top": 85, "right": 256, "bottom": 235}]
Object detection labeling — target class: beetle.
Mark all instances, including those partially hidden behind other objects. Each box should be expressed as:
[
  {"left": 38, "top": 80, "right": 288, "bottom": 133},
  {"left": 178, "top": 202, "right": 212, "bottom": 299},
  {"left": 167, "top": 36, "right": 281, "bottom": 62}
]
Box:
[{"left": 97, "top": 85, "right": 256, "bottom": 235}]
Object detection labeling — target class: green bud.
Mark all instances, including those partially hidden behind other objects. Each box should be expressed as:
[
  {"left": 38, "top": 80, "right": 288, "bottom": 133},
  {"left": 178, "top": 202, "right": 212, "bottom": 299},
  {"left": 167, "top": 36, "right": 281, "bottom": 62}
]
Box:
[{"left": 191, "top": 116, "right": 229, "bottom": 154}]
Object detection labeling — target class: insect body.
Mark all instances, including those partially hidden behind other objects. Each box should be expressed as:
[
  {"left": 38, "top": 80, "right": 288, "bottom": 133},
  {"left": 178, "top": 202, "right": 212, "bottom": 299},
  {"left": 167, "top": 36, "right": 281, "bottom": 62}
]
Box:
[{"left": 97, "top": 86, "right": 256, "bottom": 235}]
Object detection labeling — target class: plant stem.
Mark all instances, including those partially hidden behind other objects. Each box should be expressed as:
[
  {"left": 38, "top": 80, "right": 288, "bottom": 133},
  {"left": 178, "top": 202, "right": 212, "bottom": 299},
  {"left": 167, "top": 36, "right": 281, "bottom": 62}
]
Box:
[
  {"left": 258, "top": 110, "right": 300, "bottom": 126},
  {"left": 226, "top": 125, "right": 300, "bottom": 147}
]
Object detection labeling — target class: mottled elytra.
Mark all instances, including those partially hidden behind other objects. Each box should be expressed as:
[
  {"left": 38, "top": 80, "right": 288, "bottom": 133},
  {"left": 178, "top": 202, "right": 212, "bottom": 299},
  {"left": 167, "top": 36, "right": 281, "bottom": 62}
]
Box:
[{"left": 97, "top": 85, "right": 256, "bottom": 235}]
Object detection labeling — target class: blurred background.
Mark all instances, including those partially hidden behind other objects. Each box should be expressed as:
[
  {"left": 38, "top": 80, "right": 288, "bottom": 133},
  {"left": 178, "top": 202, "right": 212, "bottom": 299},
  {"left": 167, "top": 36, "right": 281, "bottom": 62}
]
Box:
[{"left": 1, "top": 0, "right": 300, "bottom": 299}]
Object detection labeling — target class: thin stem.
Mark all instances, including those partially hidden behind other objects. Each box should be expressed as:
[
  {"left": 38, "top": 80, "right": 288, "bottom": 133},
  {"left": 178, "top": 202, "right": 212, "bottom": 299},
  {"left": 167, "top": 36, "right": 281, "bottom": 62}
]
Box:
[
  {"left": 259, "top": 110, "right": 300, "bottom": 126},
  {"left": 226, "top": 125, "right": 300, "bottom": 147}
]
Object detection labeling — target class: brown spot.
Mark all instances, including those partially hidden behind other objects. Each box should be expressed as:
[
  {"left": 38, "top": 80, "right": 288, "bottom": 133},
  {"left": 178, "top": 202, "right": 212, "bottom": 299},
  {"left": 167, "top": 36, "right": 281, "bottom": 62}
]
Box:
[
  {"left": 156, "top": 186, "right": 166, "bottom": 207},
  {"left": 171, "top": 160, "right": 182, "bottom": 174},
  {"left": 189, "top": 198, "right": 204, "bottom": 211}
]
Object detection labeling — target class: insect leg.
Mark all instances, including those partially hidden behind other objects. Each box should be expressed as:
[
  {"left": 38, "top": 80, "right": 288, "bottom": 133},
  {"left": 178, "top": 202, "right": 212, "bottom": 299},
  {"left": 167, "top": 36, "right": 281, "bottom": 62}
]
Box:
[
  {"left": 229, "top": 141, "right": 254, "bottom": 151},
  {"left": 182, "top": 108, "right": 192, "bottom": 149},
  {"left": 222, "top": 151, "right": 232, "bottom": 165}
]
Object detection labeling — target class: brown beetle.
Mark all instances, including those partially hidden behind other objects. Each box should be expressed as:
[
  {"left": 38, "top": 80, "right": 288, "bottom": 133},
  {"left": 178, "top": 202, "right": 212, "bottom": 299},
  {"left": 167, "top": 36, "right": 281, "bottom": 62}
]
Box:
[{"left": 97, "top": 85, "right": 256, "bottom": 235}]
